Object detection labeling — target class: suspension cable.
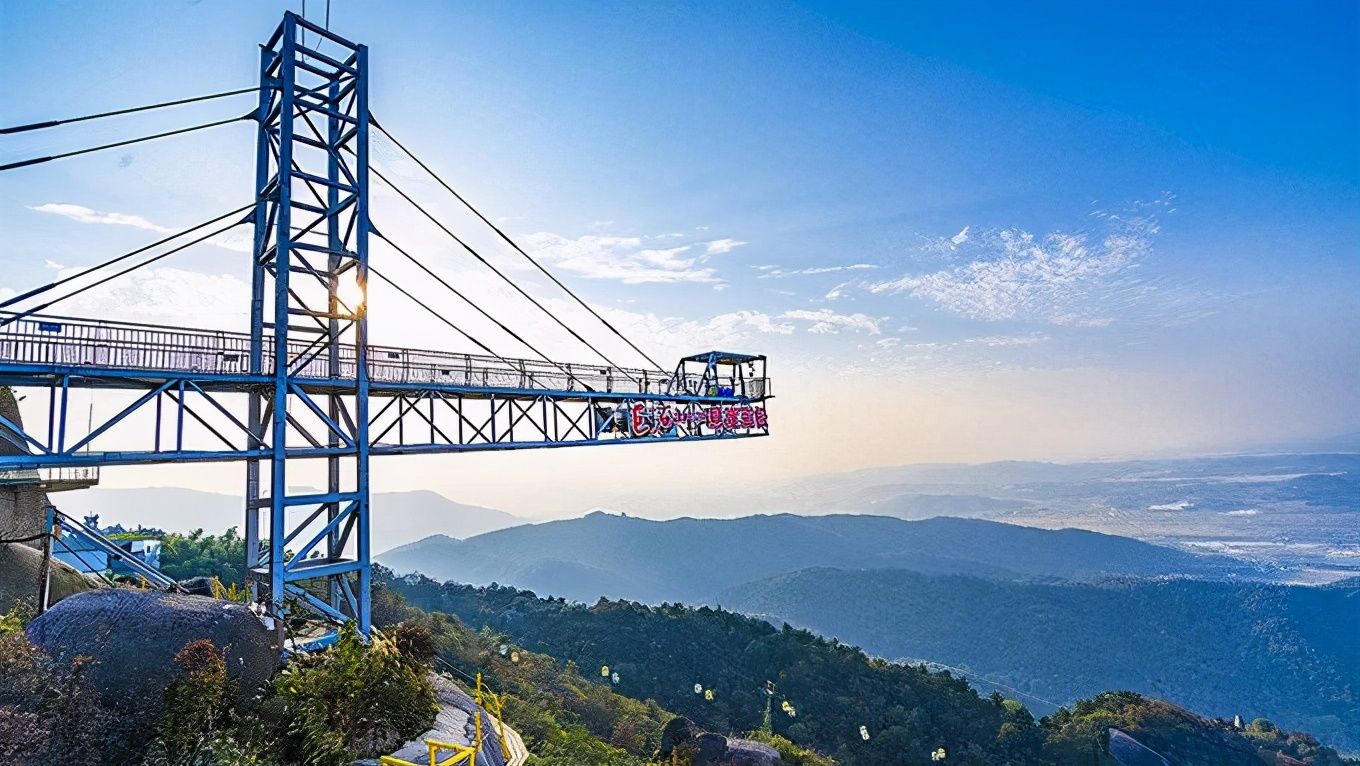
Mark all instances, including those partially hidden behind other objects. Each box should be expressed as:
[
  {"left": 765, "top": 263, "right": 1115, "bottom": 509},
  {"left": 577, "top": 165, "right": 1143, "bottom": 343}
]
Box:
[
  {"left": 373, "top": 231, "right": 597, "bottom": 392},
  {"left": 366, "top": 164, "right": 645, "bottom": 388},
  {"left": 371, "top": 119, "right": 668, "bottom": 373},
  {"left": 0, "top": 114, "right": 250, "bottom": 172},
  {"left": 366, "top": 265, "right": 519, "bottom": 372},
  {"left": 0, "top": 87, "right": 258, "bottom": 136},
  {"left": 0, "top": 203, "right": 255, "bottom": 311},
  {"left": 0, "top": 216, "right": 249, "bottom": 327}
]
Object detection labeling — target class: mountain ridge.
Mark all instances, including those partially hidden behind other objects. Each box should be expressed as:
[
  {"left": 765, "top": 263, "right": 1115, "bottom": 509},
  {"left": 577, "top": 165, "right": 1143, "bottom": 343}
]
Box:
[{"left": 377, "top": 511, "right": 1267, "bottom": 605}]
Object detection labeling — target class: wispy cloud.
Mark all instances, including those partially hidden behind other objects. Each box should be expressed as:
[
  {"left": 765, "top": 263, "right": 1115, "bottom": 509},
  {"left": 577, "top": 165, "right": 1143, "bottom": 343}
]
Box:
[
  {"left": 704, "top": 238, "right": 747, "bottom": 255},
  {"left": 868, "top": 200, "right": 1170, "bottom": 325},
  {"left": 758, "top": 263, "right": 878, "bottom": 279},
  {"left": 521, "top": 232, "right": 746, "bottom": 284},
  {"left": 28, "top": 202, "right": 251, "bottom": 252},
  {"left": 781, "top": 308, "right": 883, "bottom": 335},
  {"left": 8, "top": 265, "right": 251, "bottom": 329},
  {"left": 522, "top": 233, "right": 719, "bottom": 284},
  {"left": 29, "top": 203, "right": 174, "bottom": 234},
  {"left": 592, "top": 306, "right": 883, "bottom": 362}
]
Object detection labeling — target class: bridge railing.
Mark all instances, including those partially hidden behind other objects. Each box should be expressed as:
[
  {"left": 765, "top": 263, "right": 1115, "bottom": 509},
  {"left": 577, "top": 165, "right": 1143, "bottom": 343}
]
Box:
[
  {"left": 0, "top": 313, "right": 767, "bottom": 398},
  {"left": 0, "top": 465, "right": 101, "bottom": 485}
]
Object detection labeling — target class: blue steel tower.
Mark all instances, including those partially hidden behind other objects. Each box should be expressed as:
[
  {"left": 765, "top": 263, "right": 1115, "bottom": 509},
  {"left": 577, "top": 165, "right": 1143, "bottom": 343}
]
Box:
[{"left": 246, "top": 13, "right": 372, "bottom": 633}]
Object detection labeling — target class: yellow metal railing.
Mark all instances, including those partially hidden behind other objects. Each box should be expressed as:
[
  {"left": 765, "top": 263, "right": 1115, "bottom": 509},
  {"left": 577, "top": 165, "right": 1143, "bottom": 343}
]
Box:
[
  {"left": 380, "top": 737, "right": 480, "bottom": 766},
  {"left": 380, "top": 673, "right": 509, "bottom": 766},
  {"left": 475, "top": 672, "right": 510, "bottom": 757}
]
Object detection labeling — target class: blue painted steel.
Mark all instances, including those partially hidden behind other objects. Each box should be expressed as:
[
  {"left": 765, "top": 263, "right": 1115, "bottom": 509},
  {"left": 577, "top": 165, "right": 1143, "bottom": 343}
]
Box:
[{"left": 243, "top": 12, "right": 376, "bottom": 636}]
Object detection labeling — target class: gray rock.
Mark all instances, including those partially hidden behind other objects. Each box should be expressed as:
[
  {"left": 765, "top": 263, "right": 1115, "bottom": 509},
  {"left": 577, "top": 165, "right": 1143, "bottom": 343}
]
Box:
[
  {"left": 1107, "top": 728, "right": 1171, "bottom": 766},
  {"left": 726, "top": 738, "right": 783, "bottom": 766},
  {"left": 25, "top": 588, "right": 281, "bottom": 720},
  {"left": 656, "top": 717, "right": 784, "bottom": 766},
  {"left": 361, "top": 674, "right": 508, "bottom": 766}
]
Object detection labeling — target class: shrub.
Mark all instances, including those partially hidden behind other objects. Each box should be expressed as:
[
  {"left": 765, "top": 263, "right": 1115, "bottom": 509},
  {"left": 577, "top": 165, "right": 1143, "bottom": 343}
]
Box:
[
  {"left": 744, "top": 730, "right": 839, "bottom": 766},
  {"left": 0, "top": 601, "right": 34, "bottom": 636},
  {"left": 270, "top": 622, "right": 438, "bottom": 765},
  {"left": 144, "top": 639, "right": 278, "bottom": 765},
  {"left": 0, "top": 632, "right": 111, "bottom": 763}
]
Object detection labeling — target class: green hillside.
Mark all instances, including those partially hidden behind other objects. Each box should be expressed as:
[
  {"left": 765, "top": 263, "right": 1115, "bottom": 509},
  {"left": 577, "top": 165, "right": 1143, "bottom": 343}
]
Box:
[
  {"left": 718, "top": 567, "right": 1360, "bottom": 752},
  {"left": 381, "top": 569, "right": 1357, "bottom": 766}
]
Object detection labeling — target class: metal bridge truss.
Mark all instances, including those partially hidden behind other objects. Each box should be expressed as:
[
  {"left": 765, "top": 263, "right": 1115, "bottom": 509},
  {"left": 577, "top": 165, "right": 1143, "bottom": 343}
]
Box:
[{"left": 0, "top": 12, "right": 771, "bottom": 644}]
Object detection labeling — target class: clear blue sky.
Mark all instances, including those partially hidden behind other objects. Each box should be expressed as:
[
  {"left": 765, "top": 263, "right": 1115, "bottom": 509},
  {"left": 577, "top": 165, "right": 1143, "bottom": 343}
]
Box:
[{"left": 1, "top": 1, "right": 1356, "bottom": 512}]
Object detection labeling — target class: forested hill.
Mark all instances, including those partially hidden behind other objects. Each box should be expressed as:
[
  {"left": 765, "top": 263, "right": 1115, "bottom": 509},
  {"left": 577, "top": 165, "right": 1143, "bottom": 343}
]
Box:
[
  {"left": 381, "top": 569, "right": 1356, "bottom": 766},
  {"left": 377, "top": 512, "right": 1257, "bottom": 604},
  {"left": 720, "top": 567, "right": 1360, "bottom": 753},
  {"left": 384, "top": 568, "right": 1048, "bottom": 765}
]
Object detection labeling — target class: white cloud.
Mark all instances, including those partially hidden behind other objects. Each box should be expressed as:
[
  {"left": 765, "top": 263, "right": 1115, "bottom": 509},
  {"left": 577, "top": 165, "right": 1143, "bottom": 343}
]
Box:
[
  {"left": 23, "top": 266, "right": 251, "bottom": 328},
  {"left": 521, "top": 231, "right": 746, "bottom": 285},
  {"left": 28, "top": 202, "right": 251, "bottom": 253},
  {"left": 30, "top": 203, "right": 174, "bottom": 234},
  {"left": 759, "top": 263, "right": 878, "bottom": 279},
  {"left": 962, "top": 333, "right": 1049, "bottom": 347},
  {"left": 869, "top": 207, "right": 1163, "bottom": 325},
  {"left": 521, "top": 232, "right": 719, "bottom": 284},
  {"left": 704, "top": 238, "right": 747, "bottom": 255},
  {"left": 780, "top": 308, "right": 883, "bottom": 335},
  {"left": 583, "top": 306, "right": 882, "bottom": 362}
]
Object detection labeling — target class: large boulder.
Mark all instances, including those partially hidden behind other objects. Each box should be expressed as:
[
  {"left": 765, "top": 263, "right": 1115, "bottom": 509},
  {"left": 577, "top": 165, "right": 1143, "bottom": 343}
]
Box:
[
  {"left": 1107, "top": 728, "right": 1171, "bottom": 766},
  {"left": 725, "top": 738, "right": 783, "bottom": 766},
  {"left": 361, "top": 674, "right": 508, "bottom": 766},
  {"left": 0, "top": 542, "right": 95, "bottom": 614},
  {"left": 25, "top": 588, "right": 281, "bottom": 719},
  {"left": 656, "top": 717, "right": 783, "bottom": 766}
]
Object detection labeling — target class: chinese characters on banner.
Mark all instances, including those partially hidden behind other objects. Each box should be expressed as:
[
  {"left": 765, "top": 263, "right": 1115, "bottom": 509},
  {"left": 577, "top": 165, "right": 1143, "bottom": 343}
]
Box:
[{"left": 629, "top": 402, "right": 768, "bottom": 437}]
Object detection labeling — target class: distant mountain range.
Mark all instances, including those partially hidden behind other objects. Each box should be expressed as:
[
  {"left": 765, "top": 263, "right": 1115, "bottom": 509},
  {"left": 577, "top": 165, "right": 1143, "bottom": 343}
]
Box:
[
  {"left": 719, "top": 566, "right": 1360, "bottom": 751},
  {"left": 378, "top": 508, "right": 1360, "bottom": 753},
  {"left": 377, "top": 511, "right": 1266, "bottom": 604},
  {"left": 73, "top": 487, "right": 524, "bottom": 552}
]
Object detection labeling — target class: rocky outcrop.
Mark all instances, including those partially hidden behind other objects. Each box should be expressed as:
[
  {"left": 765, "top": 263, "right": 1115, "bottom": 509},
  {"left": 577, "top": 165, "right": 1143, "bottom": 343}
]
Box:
[
  {"left": 26, "top": 589, "right": 281, "bottom": 719},
  {"left": 1107, "top": 728, "right": 1171, "bottom": 766},
  {"left": 655, "top": 717, "right": 783, "bottom": 766},
  {"left": 0, "top": 542, "right": 94, "bottom": 614},
  {"left": 361, "top": 673, "right": 510, "bottom": 766}
]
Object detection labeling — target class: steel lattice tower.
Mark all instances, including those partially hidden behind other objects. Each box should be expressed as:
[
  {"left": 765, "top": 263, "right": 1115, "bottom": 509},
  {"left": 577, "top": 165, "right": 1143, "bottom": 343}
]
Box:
[{"left": 246, "top": 13, "right": 372, "bottom": 633}]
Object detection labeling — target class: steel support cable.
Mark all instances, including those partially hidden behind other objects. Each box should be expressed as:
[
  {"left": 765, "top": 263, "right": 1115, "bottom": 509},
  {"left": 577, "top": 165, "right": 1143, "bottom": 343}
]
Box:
[
  {"left": 0, "top": 203, "right": 255, "bottom": 312},
  {"left": 0, "top": 114, "right": 250, "bottom": 172},
  {"left": 0, "top": 216, "right": 250, "bottom": 327},
  {"left": 0, "top": 86, "right": 258, "bottom": 136},
  {"left": 370, "top": 120, "right": 668, "bottom": 374},
  {"left": 366, "top": 265, "right": 520, "bottom": 372},
  {"left": 373, "top": 231, "right": 597, "bottom": 392},
  {"left": 366, "top": 164, "right": 646, "bottom": 389},
  {"left": 50, "top": 532, "right": 119, "bottom": 589}
]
